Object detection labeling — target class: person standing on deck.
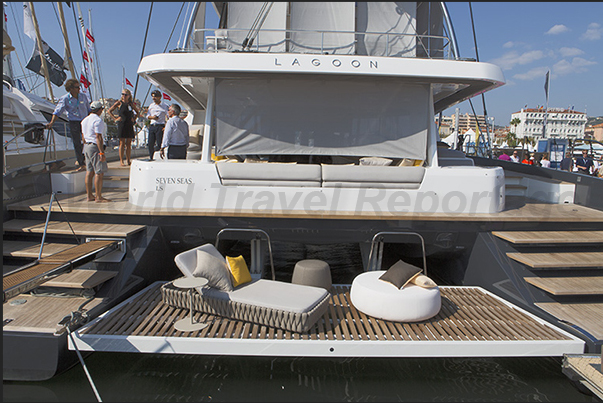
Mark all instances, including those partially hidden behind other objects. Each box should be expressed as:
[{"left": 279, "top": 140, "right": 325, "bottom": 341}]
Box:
[
  {"left": 146, "top": 90, "right": 169, "bottom": 161},
  {"left": 160, "top": 104, "right": 189, "bottom": 160},
  {"left": 559, "top": 151, "right": 574, "bottom": 172},
  {"left": 575, "top": 150, "right": 594, "bottom": 175},
  {"left": 510, "top": 150, "right": 520, "bottom": 162},
  {"left": 46, "top": 78, "right": 90, "bottom": 171},
  {"left": 108, "top": 88, "right": 140, "bottom": 166},
  {"left": 81, "top": 101, "right": 110, "bottom": 202},
  {"left": 539, "top": 152, "right": 551, "bottom": 168}
]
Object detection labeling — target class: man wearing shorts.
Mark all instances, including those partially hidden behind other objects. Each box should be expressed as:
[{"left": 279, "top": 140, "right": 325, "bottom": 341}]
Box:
[{"left": 82, "top": 101, "right": 110, "bottom": 202}]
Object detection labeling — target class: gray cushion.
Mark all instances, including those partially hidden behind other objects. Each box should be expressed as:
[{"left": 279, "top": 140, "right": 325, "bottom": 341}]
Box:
[
  {"left": 321, "top": 165, "right": 425, "bottom": 184},
  {"left": 217, "top": 162, "right": 322, "bottom": 182},
  {"left": 202, "top": 279, "right": 329, "bottom": 313},
  {"left": 192, "top": 249, "right": 234, "bottom": 292}
]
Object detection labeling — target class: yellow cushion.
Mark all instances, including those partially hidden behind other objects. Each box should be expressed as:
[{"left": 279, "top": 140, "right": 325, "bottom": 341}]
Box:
[
  {"left": 226, "top": 255, "right": 252, "bottom": 288},
  {"left": 211, "top": 151, "right": 227, "bottom": 161}
]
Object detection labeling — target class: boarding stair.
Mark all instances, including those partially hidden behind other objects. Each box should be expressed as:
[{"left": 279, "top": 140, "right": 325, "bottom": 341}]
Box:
[
  {"left": 102, "top": 163, "right": 131, "bottom": 190},
  {"left": 465, "top": 229, "right": 603, "bottom": 353},
  {"left": 2, "top": 218, "right": 149, "bottom": 301}
]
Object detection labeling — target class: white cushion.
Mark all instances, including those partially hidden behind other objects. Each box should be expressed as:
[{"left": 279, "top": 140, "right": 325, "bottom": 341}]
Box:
[
  {"left": 192, "top": 249, "right": 233, "bottom": 292},
  {"left": 350, "top": 271, "right": 440, "bottom": 322},
  {"left": 359, "top": 157, "right": 393, "bottom": 166}
]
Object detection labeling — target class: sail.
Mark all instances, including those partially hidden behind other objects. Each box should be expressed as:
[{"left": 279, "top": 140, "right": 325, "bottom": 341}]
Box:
[
  {"left": 225, "top": 2, "right": 287, "bottom": 52},
  {"left": 289, "top": 2, "right": 355, "bottom": 54},
  {"left": 356, "top": 2, "right": 417, "bottom": 57}
]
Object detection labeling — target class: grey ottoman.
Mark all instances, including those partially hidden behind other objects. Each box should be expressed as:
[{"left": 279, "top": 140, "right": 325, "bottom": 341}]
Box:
[{"left": 292, "top": 259, "right": 332, "bottom": 291}]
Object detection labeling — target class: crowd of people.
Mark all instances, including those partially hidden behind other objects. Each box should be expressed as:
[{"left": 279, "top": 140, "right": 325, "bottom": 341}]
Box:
[
  {"left": 47, "top": 79, "right": 191, "bottom": 200},
  {"left": 497, "top": 148, "right": 602, "bottom": 176}
]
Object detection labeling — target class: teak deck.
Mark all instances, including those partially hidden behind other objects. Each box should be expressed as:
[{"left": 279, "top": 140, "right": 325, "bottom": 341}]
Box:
[
  {"left": 7, "top": 189, "right": 603, "bottom": 222},
  {"left": 70, "top": 282, "right": 584, "bottom": 358}
]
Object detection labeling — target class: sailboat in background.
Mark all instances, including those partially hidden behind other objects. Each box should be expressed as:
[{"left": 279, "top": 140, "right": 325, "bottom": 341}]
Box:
[
  {"left": 3, "top": 2, "right": 119, "bottom": 176},
  {"left": 3, "top": 2, "right": 73, "bottom": 174}
]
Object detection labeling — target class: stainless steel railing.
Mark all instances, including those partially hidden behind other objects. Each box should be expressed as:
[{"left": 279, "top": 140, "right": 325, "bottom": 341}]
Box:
[
  {"left": 178, "top": 27, "right": 455, "bottom": 60},
  {"left": 4, "top": 122, "right": 70, "bottom": 175}
]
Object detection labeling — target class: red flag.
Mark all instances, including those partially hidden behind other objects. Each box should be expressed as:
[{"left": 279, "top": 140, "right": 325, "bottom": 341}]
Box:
[
  {"left": 162, "top": 93, "right": 171, "bottom": 101},
  {"left": 125, "top": 78, "right": 133, "bottom": 87},
  {"left": 83, "top": 51, "right": 89, "bottom": 62},
  {"left": 86, "top": 29, "right": 95, "bottom": 43},
  {"left": 80, "top": 74, "right": 91, "bottom": 89}
]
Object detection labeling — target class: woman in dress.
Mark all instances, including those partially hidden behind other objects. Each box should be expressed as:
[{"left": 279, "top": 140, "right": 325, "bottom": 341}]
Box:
[{"left": 108, "top": 89, "right": 140, "bottom": 166}]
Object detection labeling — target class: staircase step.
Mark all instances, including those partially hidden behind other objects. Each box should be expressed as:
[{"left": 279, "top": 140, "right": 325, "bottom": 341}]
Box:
[
  {"left": 494, "top": 231, "right": 603, "bottom": 245},
  {"left": 524, "top": 276, "right": 603, "bottom": 295},
  {"left": 38, "top": 240, "right": 118, "bottom": 264},
  {"left": 103, "top": 176, "right": 130, "bottom": 189},
  {"left": 3, "top": 240, "right": 121, "bottom": 300},
  {"left": 3, "top": 219, "right": 145, "bottom": 237},
  {"left": 3, "top": 241, "right": 75, "bottom": 259},
  {"left": 535, "top": 302, "right": 603, "bottom": 340},
  {"left": 507, "top": 251, "right": 603, "bottom": 268},
  {"left": 43, "top": 269, "right": 118, "bottom": 289}
]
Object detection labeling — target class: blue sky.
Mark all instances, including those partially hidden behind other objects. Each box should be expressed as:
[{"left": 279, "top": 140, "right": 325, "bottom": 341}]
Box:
[{"left": 5, "top": 2, "right": 602, "bottom": 126}]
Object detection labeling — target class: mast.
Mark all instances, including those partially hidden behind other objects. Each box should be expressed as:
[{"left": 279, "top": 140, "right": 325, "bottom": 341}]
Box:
[
  {"left": 28, "top": 2, "right": 54, "bottom": 101},
  {"left": 76, "top": 2, "right": 95, "bottom": 99},
  {"left": 57, "top": 2, "right": 76, "bottom": 79},
  {"left": 88, "top": 8, "right": 105, "bottom": 102},
  {"left": 543, "top": 70, "right": 550, "bottom": 139}
]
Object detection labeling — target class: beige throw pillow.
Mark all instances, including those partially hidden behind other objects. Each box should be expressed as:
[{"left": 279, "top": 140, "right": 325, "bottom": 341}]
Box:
[
  {"left": 192, "top": 249, "right": 233, "bottom": 292},
  {"left": 410, "top": 274, "right": 437, "bottom": 288}
]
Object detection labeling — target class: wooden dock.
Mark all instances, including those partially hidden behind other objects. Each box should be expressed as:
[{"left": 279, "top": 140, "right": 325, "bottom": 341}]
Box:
[{"left": 70, "top": 282, "right": 584, "bottom": 358}]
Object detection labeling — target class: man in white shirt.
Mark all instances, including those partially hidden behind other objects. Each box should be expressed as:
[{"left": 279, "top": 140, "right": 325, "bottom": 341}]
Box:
[
  {"left": 146, "top": 90, "right": 169, "bottom": 161},
  {"left": 510, "top": 150, "right": 519, "bottom": 163},
  {"left": 160, "top": 104, "right": 189, "bottom": 159},
  {"left": 82, "top": 101, "right": 110, "bottom": 202}
]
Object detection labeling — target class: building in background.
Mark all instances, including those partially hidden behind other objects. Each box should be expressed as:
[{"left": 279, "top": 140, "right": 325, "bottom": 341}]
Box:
[
  {"left": 510, "top": 107, "right": 587, "bottom": 140},
  {"left": 584, "top": 122, "right": 603, "bottom": 142}
]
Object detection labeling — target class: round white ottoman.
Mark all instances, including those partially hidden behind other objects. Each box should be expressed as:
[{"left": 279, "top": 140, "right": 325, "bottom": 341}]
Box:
[
  {"left": 292, "top": 259, "right": 332, "bottom": 290},
  {"left": 350, "top": 270, "right": 441, "bottom": 322}
]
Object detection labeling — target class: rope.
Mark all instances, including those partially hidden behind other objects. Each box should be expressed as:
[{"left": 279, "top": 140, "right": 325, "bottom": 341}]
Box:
[
  {"left": 140, "top": 2, "right": 186, "bottom": 108},
  {"left": 468, "top": 2, "right": 493, "bottom": 158},
  {"left": 54, "top": 196, "right": 82, "bottom": 245},
  {"left": 133, "top": 3, "right": 154, "bottom": 101},
  {"left": 64, "top": 315, "right": 103, "bottom": 402},
  {"left": 71, "top": 4, "right": 86, "bottom": 76}
]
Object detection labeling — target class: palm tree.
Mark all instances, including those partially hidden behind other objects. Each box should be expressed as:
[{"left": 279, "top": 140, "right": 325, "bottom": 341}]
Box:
[
  {"left": 510, "top": 118, "right": 521, "bottom": 135},
  {"left": 505, "top": 131, "right": 517, "bottom": 148}
]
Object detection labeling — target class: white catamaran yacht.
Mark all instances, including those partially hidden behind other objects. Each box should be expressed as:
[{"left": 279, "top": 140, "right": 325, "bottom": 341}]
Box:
[
  {"left": 4, "top": 2, "right": 603, "bottom": 383},
  {"left": 131, "top": 2, "right": 506, "bottom": 217}
]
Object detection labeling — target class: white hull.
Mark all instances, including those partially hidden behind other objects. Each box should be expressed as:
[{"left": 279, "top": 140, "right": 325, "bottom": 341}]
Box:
[{"left": 129, "top": 160, "right": 505, "bottom": 214}]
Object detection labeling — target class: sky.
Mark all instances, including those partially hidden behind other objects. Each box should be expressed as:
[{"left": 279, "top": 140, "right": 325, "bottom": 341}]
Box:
[{"left": 4, "top": 2, "right": 603, "bottom": 127}]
